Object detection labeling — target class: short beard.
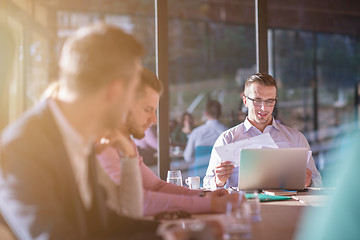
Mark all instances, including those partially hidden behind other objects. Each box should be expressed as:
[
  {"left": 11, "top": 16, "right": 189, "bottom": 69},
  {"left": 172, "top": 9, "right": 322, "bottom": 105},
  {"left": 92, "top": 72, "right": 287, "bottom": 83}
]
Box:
[{"left": 125, "top": 114, "right": 145, "bottom": 140}]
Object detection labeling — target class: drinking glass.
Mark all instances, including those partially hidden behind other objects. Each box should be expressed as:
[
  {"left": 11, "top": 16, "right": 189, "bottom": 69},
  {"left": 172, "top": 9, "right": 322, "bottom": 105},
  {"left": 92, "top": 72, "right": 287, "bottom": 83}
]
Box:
[
  {"left": 246, "top": 191, "right": 261, "bottom": 222},
  {"left": 223, "top": 192, "right": 252, "bottom": 240},
  {"left": 166, "top": 170, "right": 183, "bottom": 186}
]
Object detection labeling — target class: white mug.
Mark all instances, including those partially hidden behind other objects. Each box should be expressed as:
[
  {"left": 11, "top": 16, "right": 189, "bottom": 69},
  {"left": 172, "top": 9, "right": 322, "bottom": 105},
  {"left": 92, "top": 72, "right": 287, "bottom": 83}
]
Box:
[{"left": 185, "top": 176, "right": 200, "bottom": 190}]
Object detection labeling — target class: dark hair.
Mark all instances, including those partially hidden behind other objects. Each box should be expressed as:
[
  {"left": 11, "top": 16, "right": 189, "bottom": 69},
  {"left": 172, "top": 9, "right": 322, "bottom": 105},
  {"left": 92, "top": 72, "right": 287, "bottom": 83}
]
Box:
[
  {"left": 206, "top": 100, "right": 222, "bottom": 119},
  {"left": 137, "top": 68, "right": 163, "bottom": 96},
  {"left": 59, "top": 22, "right": 145, "bottom": 93},
  {"left": 181, "top": 112, "right": 194, "bottom": 128},
  {"left": 244, "top": 73, "right": 277, "bottom": 96}
]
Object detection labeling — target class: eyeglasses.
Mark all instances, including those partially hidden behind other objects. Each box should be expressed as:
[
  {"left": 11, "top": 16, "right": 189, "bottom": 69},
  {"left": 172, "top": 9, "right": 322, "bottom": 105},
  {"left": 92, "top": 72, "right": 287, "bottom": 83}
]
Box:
[{"left": 246, "top": 96, "right": 277, "bottom": 107}]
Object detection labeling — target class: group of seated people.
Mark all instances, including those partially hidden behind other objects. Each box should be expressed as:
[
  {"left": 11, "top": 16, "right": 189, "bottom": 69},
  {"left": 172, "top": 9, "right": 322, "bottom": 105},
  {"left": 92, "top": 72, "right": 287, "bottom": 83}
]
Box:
[{"left": 0, "top": 22, "right": 332, "bottom": 239}]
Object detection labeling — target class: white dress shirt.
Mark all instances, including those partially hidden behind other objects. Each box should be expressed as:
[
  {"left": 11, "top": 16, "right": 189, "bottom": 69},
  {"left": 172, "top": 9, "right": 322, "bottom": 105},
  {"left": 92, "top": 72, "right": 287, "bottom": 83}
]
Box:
[
  {"left": 183, "top": 119, "right": 228, "bottom": 162},
  {"left": 48, "top": 99, "right": 94, "bottom": 209},
  {"left": 203, "top": 117, "right": 323, "bottom": 190}
]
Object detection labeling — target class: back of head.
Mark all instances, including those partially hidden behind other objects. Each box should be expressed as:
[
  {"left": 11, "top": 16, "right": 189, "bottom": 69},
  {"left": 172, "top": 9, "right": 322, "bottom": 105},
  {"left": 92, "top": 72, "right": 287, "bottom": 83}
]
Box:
[
  {"left": 59, "top": 22, "right": 145, "bottom": 94},
  {"left": 136, "top": 68, "right": 163, "bottom": 97},
  {"left": 244, "top": 73, "right": 277, "bottom": 96},
  {"left": 206, "top": 100, "right": 222, "bottom": 119}
]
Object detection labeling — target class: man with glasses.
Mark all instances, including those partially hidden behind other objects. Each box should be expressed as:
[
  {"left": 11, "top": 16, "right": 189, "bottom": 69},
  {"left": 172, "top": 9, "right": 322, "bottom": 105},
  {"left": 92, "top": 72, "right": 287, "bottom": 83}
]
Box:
[{"left": 203, "top": 73, "right": 322, "bottom": 189}]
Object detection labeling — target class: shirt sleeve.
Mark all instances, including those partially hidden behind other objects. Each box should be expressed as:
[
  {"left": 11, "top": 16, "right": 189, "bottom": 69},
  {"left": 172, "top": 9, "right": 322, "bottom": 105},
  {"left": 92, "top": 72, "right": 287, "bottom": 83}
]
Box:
[
  {"left": 96, "top": 146, "right": 122, "bottom": 184},
  {"left": 143, "top": 190, "right": 212, "bottom": 216},
  {"left": 140, "top": 157, "right": 201, "bottom": 196},
  {"left": 139, "top": 156, "right": 212, "bottom": 216},
  {"left": 203, "top": 134, "right": 227, "bottom": 190},
  {"left": 297, "top": 132, "right": 323, "bottom": 187}
]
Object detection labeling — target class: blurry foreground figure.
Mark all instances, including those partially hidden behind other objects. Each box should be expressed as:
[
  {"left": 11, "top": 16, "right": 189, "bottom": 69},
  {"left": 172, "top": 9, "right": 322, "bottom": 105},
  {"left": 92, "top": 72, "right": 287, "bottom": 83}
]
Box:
[
  {"left": 0, "top": 23, "right": 162, "bottom": 239},
  {"left": 296, "top": 128, "right": 360, "bottom": 240}
]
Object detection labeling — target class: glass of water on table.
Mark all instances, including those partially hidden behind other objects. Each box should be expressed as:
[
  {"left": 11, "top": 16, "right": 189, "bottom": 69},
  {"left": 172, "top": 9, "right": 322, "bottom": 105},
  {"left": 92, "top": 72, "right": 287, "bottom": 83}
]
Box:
[{"left": 166, "top": 170, "right": 183, "bottom": 186}]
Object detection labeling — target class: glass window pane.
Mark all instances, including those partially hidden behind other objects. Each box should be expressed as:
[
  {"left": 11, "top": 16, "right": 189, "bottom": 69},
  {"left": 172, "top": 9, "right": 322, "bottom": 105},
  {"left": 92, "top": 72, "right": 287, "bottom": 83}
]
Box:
[
  {"left": 2, "top": 1, "right": 158, "bottom": 168},
  {"left": 268, "top": 1, "right": 360, "bottom": 179},
  {"left": 168, "top": 0, "right": 256, "bottom": 179}
]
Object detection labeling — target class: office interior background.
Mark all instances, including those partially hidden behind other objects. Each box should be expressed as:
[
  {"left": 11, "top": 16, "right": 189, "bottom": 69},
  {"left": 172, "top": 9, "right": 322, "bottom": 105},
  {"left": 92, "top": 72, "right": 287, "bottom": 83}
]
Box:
[{"left": 1, "top": 0, "right": 360, "bottom": 184}]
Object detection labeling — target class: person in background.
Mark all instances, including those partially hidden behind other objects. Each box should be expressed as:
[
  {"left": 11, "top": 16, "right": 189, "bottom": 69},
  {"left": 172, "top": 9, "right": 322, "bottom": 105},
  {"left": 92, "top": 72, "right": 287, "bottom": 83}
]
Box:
[
  {"left": 204, "top": 73, "right": 322, "bottom": 190},
  {"left": 97, "top": 68, "right": 238, "bottom": 217},
  {"left": 183, "top": 100, "right": 227, "bottom": 163},
  {"left": 170, "top": 112, "right": 194, "bottom": 148},
  {"left": 0, "top": 23, "right": 161, "bottom": 239}
]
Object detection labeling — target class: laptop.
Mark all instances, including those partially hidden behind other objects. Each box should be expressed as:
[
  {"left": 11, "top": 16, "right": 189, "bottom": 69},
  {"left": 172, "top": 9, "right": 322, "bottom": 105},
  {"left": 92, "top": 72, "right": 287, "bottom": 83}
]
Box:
[{"left": 238, "top": 148, "right": 308, "bottom": 191}]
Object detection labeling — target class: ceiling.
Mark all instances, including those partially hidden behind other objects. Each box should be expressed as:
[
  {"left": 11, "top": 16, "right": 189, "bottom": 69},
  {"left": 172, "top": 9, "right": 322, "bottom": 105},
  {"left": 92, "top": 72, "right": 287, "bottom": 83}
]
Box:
[{"left": 18, "top": 0, "right": 360, "bottom": 37}]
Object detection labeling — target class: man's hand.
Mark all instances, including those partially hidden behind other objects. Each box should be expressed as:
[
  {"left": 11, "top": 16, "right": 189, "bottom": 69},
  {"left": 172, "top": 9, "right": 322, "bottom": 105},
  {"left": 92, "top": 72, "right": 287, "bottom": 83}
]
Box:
[
  {"left": 305, "top": 168, "right": 312, "bottom": 187},
  {"left": 203, "top": 188, "right": 229, "bottom": 198},
  {"left": 109, "top": 128, "right": 137, "bottom": 158},
  {"left": 215, "top": 161, "right": 234, "bottom": 187},
  {"left": 211, "top": 192, "right": 239, "bottom": 213},
  {"left": 95, "top": 128, "right": 136, "bottom": 158}
]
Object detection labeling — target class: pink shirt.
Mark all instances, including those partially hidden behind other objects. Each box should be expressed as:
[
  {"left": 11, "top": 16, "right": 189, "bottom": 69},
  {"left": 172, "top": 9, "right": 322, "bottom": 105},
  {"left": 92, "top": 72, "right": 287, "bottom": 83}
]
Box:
[{"left": 97, "top": 141, "right": 212, "bottom": 216}]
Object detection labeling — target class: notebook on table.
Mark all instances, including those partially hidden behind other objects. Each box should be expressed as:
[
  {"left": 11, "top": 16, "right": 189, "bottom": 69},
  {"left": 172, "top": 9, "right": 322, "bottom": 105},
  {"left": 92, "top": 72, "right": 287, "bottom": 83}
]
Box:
[{"left": 238, "top": 148, "right": 308, "bottom": 191}]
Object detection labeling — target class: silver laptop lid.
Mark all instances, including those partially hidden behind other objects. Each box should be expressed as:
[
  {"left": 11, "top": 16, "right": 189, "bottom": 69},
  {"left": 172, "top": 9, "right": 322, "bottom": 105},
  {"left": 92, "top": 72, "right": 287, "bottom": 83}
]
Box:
[{"left": 238, "top": 148, "right": 308, "bottom": 190}]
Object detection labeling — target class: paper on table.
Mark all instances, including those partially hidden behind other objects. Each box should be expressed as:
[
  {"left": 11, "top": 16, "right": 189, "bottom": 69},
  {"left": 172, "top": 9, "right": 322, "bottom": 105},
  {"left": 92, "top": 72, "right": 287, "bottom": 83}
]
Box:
[{"left": 215, "top": 133, "right": 278, "bottom": 167}]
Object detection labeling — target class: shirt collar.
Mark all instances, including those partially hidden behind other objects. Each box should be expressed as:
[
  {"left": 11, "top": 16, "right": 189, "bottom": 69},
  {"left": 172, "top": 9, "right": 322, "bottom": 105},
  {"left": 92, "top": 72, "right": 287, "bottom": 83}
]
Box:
[
  {"left": 243, "top": 117, "right": 280, "bottom": 133},
  {"left": 243, "top": 117, "right": 254, "bottom": 133},
  {"left": 48, "top": 98, "right": 93, "bottom": 157},
  {"left": 271, "top": 118, "right": 281, "bottom": 131}
]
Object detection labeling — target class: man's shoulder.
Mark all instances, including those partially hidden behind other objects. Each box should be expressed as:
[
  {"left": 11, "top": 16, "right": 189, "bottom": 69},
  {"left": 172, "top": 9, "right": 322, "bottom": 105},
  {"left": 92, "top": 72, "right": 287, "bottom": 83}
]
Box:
[
  {"left": 275, "top": 120, "right": 303, "bottom": 136},
  {"left": 1, "top": 101, "right": 57, "bottom": 150},
  {"left": 222, "top": 122, "right": 245, "bottom": 136},
  {"left": 190, "top": 123, "right": 208, "bottom": 134},
  {"left": 213, "top": 122, "right": 245, "bottom": 145},
  {"left": 192, "top": 121, "right": 227, "bottom": 134},
  {"left": 214, "top": 121, "right": 228, "bottom": 131}
]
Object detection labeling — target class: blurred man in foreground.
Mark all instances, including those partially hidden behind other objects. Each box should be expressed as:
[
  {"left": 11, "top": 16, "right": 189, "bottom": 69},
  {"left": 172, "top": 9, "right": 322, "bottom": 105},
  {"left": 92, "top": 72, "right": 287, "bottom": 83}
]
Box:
[{"left": 0, "top": 23, "right": 161, "bottom": 239}]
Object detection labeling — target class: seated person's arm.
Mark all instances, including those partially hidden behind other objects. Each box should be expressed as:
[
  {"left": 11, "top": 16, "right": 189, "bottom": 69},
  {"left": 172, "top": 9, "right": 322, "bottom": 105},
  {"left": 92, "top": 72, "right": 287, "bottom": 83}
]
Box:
[
  {"left": 214, "top": 161, "right": 234, "bottom": 187},
  {"left": 298, "top": 133, "right": 323, "bottom": 187},
  {"left": 204, "top": 149, "right": 234, "bottom": 189}
]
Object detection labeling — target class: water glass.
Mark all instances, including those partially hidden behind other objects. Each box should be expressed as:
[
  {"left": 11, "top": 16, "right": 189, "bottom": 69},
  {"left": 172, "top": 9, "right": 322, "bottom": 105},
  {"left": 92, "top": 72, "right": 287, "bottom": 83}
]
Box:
[
  {"left": 223, "top": 193, "right": 252, "bottom": 239},
  {"left": 166, "top": 170, "right": 183, "bottom": 186},
  {"left": 246, "top": 191, "right": 261, "bottom": 222}
]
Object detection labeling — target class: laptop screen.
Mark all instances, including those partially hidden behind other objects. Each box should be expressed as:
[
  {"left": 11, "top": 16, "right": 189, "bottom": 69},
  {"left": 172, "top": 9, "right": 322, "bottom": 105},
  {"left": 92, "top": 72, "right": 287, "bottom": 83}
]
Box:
[{"left": 238, "top": 148, "right": 308, "bottom": 190}]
